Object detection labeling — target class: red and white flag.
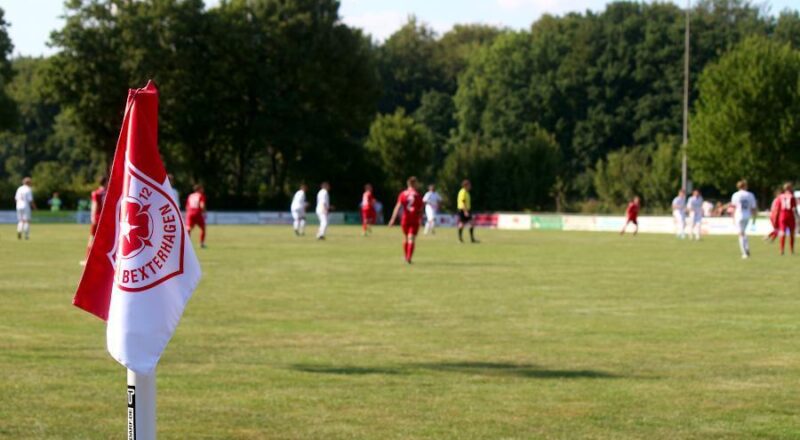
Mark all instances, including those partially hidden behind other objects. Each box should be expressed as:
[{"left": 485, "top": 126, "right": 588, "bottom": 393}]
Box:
[{"left": 74, "top": 81, "right": 201, "bottom": 375}]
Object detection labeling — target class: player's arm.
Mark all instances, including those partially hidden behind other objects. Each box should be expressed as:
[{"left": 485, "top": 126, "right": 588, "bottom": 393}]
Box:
[
  {"left": 388, "top": 202, "right": 402, "bottom": 227},
  {"left": 90, "top": 200, "right": 99, "bottom": 222}
]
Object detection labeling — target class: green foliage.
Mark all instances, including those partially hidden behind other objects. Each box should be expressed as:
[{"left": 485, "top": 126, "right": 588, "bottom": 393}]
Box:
[
  {"left": 45, "top": 0, "right": 380, "bottom": 208},
  {"left": 440, "top": 126, "right": 561, "bottom": 211},
  {"left": 593, "top": 140, "right": 681, "bottom": 211},
  {"left": 691, "top": 36, "right": 800, "bottom": 196},
  {"left": 365, "top": 109, "right": 434, "bottom": 193},
  {"left": 593, "top": 147, "right": 650, "bottom": 209}
]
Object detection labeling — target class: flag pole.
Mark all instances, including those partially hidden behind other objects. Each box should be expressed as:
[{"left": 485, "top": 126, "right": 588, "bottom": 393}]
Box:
[{"left": 127, "top": 369, "right": 157, "bottom": 440}]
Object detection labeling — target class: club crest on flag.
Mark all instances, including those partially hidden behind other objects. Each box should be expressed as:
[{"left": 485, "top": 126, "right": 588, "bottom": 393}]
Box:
[{"left": 108, "top": 165, "right": 186, "bottom": 292}]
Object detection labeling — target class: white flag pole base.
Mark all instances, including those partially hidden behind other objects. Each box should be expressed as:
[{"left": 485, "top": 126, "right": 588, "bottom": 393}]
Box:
[{"left": 127, "top": 369, "right": 156, "bottom": 440}]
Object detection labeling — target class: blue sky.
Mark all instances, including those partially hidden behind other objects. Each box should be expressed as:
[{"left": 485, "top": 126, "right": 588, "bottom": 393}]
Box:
[{"left": 2, "top": 0, "right": 798, "bottom": 57}]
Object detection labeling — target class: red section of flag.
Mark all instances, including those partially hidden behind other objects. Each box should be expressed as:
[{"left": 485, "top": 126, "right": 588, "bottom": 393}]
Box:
[{"left": 73, "top": 81, "right": 162, "bottom": 321}]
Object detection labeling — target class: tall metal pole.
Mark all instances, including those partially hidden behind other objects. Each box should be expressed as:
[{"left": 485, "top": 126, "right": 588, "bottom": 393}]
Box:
[{"left": 681, "top": 0, "right": 691, "bottom": 191}]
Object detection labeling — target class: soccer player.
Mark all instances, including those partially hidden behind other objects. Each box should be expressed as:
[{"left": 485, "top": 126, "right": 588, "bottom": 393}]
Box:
[
  {"left": 687, "top": 189, "right": 704, "bottom": 241},
  {"left": 672, "top": 189, "right": 687, "bottom": 239},
  {"left": 388, "top": 176, "right": 424, "bottom": 264},
  {"left": 620, "top": 196, "right": 640, "bottom": 236},
  {"left": 422, "top": 184, "right": 441, "bottom": 235},
  {"left": 291, "top": 184, "right": 308, "bottom": 236},
  {"left": 765, "top": 189, "right": 782, "bottom": 243},
  {"left": 457, "top": 179, "right": 478, "bottom": 243},
  {"left": 81, "top": 176, "right": 107, "bottom": 263},
  {"left": 185, "top": 184, "right": 207, "bottom": 248},
  {"left": 14, "top": 177, "right": 36, "bottom": 240},
  {"left": 731, "top": 180, "right": 757, "bottom": 259},
  {"left": 316, "top": 182, "right": 331, "bottom": 240},
  {"left": 776, "top": 182, "right": 797, "bottom": 255},
  {"left": 361, "top": 183, "right": 376, "bottom": 236}
]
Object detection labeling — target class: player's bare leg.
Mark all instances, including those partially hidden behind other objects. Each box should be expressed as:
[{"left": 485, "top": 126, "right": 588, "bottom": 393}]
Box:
[{"left": 405, "top": 233, "right": 416, "bottom": 264}]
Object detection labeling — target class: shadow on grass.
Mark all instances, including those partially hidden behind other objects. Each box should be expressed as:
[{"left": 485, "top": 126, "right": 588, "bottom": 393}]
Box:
[
  {"left": 291, "top": 361, "right": 619, "bottom": 379},
  {"left": 291, "top": 364, "right": 406, "bottom": 376},
  {"left": 413, "top": 361, "right": 619, "bottom": 379}
]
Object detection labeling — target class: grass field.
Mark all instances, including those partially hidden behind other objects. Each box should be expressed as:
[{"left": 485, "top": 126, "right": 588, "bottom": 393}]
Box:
[{"left": 2, "top": 224, "right": 800, "bottom": 439}]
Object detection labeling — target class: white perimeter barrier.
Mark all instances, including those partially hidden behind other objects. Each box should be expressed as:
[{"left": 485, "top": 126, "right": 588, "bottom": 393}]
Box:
[{"left": 0, "top": 210, "right": 776, "bottom": 235}]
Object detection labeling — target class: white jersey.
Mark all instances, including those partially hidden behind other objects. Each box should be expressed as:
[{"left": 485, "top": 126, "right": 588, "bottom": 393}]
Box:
[
  {"left": 316, "top": 189, "right": 329, "bottom": 213},
  {"left": 291, "top": 190, "right": 306, "bottom": 212},
  {"left": 423, "top": 191, "right": 441, "bottom": 211},
  {"left": 731, "top": 190, "right": 757, "bottom": 221},
  {"left": 672, "top": 195, "right": 686, "bottom": 215},
  {"left": 687, "top": 195, "right": 703, "bottom": 217},
  {"left": 15, "top": 185, "right": 33, "bottom": 210}
]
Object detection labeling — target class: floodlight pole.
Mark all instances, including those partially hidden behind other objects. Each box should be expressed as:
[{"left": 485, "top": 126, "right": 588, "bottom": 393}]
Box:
[
  {"left": 681, "top": 0, "right": 691, "bottom": 191},
  {"left": 127, "top": 369, "right": 157, "bottom": 440}
]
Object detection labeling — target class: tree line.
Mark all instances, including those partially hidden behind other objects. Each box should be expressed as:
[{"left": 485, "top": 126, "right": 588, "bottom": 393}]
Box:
[{"left": 0, "top": 0, "right": 798, "bottom": 212}]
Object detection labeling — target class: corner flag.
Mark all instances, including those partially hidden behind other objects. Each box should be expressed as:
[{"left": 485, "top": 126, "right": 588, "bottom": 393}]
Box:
[{"left": 74, "top": 81, "right": 201, "bottom": 376}]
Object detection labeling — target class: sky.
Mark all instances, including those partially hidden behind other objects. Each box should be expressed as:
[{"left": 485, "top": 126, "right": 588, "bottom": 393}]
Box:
[{"left": 1, "top": 0, "right": 798, "bottom": 57}]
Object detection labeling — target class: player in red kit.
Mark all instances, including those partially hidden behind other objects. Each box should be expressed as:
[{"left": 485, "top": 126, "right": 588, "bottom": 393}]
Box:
[
  {"left": 777, "top": 182, "right": 797, "bottom": 255},
  {"left": 388, "top": 176, "right": 424, "bottom": 264},
  {"left": 765, "top": 190, "right": 781, "bottom": 243},
  {"left": 620, "top": 196, "right": 640, "bottom": 236},
  {"left": 361, "top": 183, "right": 376, "bottom": 236},
  {"left": 82, "top": 176, "right": 107, "bottom": 264},
  {"left": 185, "top": 184, "right": 207, "bottom": 249}
]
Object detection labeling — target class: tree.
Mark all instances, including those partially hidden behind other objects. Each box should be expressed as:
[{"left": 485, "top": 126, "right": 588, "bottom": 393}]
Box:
[
  {"left": 439, "top": 126, "right": 561, "bottom": 211},
  {"left": 365, "top": 109, "right": 434, "bottom": 193},
  {"left": 593, "top": 147, "right": 650, "bottom": 209},
  {"left": 691, "top": 36, "right": 800, "bottom": 197},
  {"left": 377, "top": 17, "right": 445, "bottom": 114},
  {"left": 413, "top": 90, "right": 455, "bottom": 174}
]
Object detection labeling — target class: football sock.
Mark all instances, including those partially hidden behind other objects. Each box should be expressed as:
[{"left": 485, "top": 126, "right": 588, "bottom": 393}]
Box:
[
  {"left": 200, "top": 227, "right": 206, "bottom": 244},
  {"left": 299, "top": 220, "right": 305, "bottom": 234},
  {"left": 17, "top": 221, "right": 23, "bottom": 233},
  {"left": 469, "top": 227, "right": 475, "bottom": 242},
  {"left": 738, "top": 236, "right": 747, "bottom": 255},
  {"left": 408, "top": 241, "right": 415, "bottom": 261},
  {"left": 780, "top": 235, "right": 786, "bottom": 254},
  {"left": 23, "top": 222, "right": 30, "bottom": 237},
  {"left": 403, "top": 241, "right": 409, "bottom": 260},
  {"left": 458, "top": 227, "right": 463, "bottom": 242}
]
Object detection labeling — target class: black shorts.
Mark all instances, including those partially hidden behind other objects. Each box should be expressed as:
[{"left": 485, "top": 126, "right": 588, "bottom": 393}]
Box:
[{"left": 458, "top": 210, "right": 472, "bottom": 223}]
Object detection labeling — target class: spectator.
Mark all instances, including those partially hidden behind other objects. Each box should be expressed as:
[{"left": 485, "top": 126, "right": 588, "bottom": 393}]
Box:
[{"left": 48, "top": 192, "right": 63, "bottom": 212}]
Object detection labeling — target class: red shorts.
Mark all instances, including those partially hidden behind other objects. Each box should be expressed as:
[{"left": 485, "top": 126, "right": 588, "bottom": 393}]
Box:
[
  {"left": 186, "top": 212, "right": 205, "bottom": 229},
  {"left": 401, "top": 220, "right": 420, "bottom": 236},
  {"left": 627, "top": 216, "right": 638, "bottom": 225},
  {"left": 361, "top": 208, "right": 376, "bottom": 224},
  {"left": 778, "top": 216, "right": 795, "bottom": 233}
]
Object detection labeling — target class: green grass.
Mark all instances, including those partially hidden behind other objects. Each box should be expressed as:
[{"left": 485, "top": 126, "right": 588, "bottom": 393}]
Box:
[{"left": 2, "top": 225, "right": 800, "bottom": 439}]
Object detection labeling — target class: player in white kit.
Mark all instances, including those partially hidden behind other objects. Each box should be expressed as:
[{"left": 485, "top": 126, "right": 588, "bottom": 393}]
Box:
[
  {"left": 14, "top": 177, "right": 36, "bottom": 240},
  {"left": 730, "top": 180, "right": 757, "bottom": 259},
  {"left": 422, "top": 184, "right": 441, "bottom": 235},
  {"left": 686, "top": 189, "right": 704, "bottom": 241},
  {"left": 316, "top": 182, "right": 330, "bottom": 240},
  {"left": 672, "top": 189, "right": 687, "bottom": 239},
  {"left": 290, "top": 184, "right": 308, "bottom": 236}
]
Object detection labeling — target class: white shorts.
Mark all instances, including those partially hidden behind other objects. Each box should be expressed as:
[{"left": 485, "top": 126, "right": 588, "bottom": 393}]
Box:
[
  {"left": 291, "top": 209, "right": 305, "bottom": 221},
  {"left": 425, "top": 205, "right": 437, "bottom": 221},
  {"left": 17, "top": 207, "right": 31, "bottom": 222},
  {"left": 735, "top": 217, "right": 750, "bottom": 234}
]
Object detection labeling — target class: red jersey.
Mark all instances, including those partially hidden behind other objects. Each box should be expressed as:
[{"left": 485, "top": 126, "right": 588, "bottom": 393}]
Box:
[
  {"left": 90, "top": 186, "right": 106, "bottom": 223},
  {"left": 777, "top": 192, "right": 797, "bottom": 221},
  {"left": 626, "top": 201, "right": 639, "bottom": 219},
  {"left": 186, "top": 192, "right": 206, "bottom": 216},
  {"left": 361, "top": 190, "right": 375, "bottom": 211},
  {"left": 398, "top": 188, "right": 423, "bottom": 224}
]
